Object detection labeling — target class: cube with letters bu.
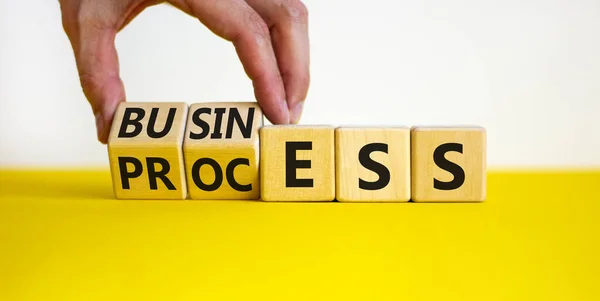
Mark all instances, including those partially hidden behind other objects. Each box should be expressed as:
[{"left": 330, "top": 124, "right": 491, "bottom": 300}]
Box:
[
  {"left": 183, "top": 102, "right": 263, "bottom": 200},
  {"left": 411, "top": 126, "right": 486, "bottom": 202},
  {"left": 335, "top": 127, "right": 411, "bottom": 202},
  {"left": 108, "top": 102, "right": 188, "bottom": 200},
  {"left": 260, "top": 125, "right": 335, "bottom": 202}
]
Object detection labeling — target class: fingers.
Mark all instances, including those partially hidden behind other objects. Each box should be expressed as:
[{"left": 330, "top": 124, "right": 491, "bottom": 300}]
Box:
[
  {"left": 60, "top": 1, "right": 126, "bottom": 144},
  {"left": 246, "top": 0, "right": 310, "bottom": 124},
  {"left": 75, "top": 30, "right": 125, "bottom": 144},
  {"left": 60, "top": 0, "right": 306, "bottom": 144},
  {"left": 172, "top": 0, "right": 290, "bottom": 124}
]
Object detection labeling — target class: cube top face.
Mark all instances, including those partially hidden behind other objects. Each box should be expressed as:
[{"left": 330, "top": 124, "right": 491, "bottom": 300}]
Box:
[
  {"left": 183, "top": 102, "right": 263, "bottom": 149},
  {"left": 183, "top": 102, "right": 263, "bottom": 200},
  {"left": 411, "top": 126, "right": 484, "bottom": 132},
  {"left": 411, "top": 126, "right": 486, "bottom": 202},
  {"left": 108, "top": 102, "right": 188, "bottom": 148},
  {"left": 336, "top": 127, "right": 410, "bottom": 134},
  {"left": 260, "top": 126, "right": 335, "bottom": 202},
  {"left": 335, "top": 127, "right": 411, "bottom": 202}
]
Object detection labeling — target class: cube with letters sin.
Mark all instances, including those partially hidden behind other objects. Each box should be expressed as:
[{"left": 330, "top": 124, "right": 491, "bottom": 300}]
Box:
[{"left": 183, "top": 102, "right": 263, "bottom": 200}]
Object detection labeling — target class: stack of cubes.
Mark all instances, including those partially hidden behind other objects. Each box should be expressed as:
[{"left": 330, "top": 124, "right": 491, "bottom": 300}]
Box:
[{"left": 108, "top": 102, "right": 486, "bottom": 202}]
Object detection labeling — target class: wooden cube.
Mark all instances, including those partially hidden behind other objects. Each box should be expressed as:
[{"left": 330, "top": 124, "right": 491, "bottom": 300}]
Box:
[
  {"left": 108, "top": 102, "right": 188, "bottom": 200},
  {"left": 260, "top": 126, "right": 335, "bottom": 202},
  {"left": 183, "top": 102, "right": 263, "bottom": 200},
  {"left": 335, "top": 127, "right": 411, "bottom": 202},
  {"left": 411, "top": 126, "right": 486, "bottom": 202}
]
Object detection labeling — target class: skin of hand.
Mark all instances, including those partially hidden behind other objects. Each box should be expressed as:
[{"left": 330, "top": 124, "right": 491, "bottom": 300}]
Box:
[{"left": 58, "top": 0, "right": 310, "bottom": 144}]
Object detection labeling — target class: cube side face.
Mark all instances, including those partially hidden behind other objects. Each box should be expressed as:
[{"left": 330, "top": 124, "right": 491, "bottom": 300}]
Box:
[
  {"left": 107, "top": 102, "right": 189, "bottom": 200},
  {"left": 260, "top": 126, "right": 335, "bottom": 202},
  {"left": 184, "top": 102, "right": 263, "bottom": 146},
  {"left": 108, "top": 145, "right": 187, "bottom": 200},
  {"left": 411, "top": 127, "right": 486, "bottom": 202},
  {"left": 108, "top": 102, "right": 188, "bottom": 147},
  {"left": 183, "top": 102, "right": 262, "bottom": 200},
  {"left": 335, "top": 128, "right": 411, "bottom": 202},
  {"left": 184, "top": 146, "right": 259, "bottom": 200}
]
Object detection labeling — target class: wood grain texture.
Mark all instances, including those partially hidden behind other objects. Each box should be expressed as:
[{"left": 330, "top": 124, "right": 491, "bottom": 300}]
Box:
[
  {"left": 411, "top": 126, "right": 486, "bottom": 202},
  {"left": 183, "top": 102, "right": 263, "bottom": 200},
  {"left": 108, "top": 102, "right": 188, "bottom": 200},
  {"left": 260, "top": 125, "right": 335, "bottom": 202},
  {"left": 336, "top": 127, "right": 410, "bottom": 202}
]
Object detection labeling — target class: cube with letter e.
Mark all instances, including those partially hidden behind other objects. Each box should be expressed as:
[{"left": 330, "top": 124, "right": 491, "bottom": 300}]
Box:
[{"left": 260, "top": 125, "right": 335, "bottom": 202}]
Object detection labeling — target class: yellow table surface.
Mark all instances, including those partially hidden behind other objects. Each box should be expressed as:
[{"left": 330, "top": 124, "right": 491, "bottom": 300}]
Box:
[{"left": 0, "top": 170, "right": 599, "bottom": 300}]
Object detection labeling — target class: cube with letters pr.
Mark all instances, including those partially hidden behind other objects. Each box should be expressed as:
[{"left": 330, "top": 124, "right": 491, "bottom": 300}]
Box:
[{"left": 108, "top": 102, "right": 188, "bottom": 200}]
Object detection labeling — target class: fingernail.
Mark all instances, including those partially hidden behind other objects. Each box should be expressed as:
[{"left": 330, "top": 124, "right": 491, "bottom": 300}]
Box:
[
  {"left": 280, "top": 99, "right": 291, "bottom": 124},
  {"left": 95, "top": 112, "right": 104, "bottom": 140},
  {"left": 290, "top": 101, "right": 304, "bottom": 124}
]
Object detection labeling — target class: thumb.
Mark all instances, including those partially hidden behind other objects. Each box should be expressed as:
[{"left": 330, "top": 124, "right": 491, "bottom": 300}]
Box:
[{"left": 62, "top": 7, "right": 125, "bottom": 144}]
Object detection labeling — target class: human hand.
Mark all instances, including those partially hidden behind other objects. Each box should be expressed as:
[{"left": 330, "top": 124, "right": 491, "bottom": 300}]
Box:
[{"left": 59, "top": 0, "right": 310, "bottom": 144}]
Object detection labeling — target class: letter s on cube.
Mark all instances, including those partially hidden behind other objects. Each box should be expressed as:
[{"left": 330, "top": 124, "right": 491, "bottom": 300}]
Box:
[
  {"left": 335, "top": 127, "right": 411, "bottom": 202},
  {"left": 410, "top": 126, "right": 486, "bottom": 202},
  {"left": 108, "top": 102, "right": 189, "bottom": 200}
]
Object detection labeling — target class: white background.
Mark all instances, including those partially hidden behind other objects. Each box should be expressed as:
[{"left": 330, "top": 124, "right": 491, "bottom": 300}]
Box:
[{"left": 1, "top": 0, "right": 599, "bottom": 168}]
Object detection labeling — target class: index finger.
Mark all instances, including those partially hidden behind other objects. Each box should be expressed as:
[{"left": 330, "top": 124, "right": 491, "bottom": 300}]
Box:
[
  {"left": 246, "top": 0, "right": 310, "bottom": 124},
  {"left": 171, "top": 0, "right": 290, "bottom": 124}
]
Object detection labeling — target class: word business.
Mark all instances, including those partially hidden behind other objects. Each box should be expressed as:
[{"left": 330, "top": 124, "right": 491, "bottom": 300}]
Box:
[{"left": 108, "top": 102, "right": 486, "bottom": 202}]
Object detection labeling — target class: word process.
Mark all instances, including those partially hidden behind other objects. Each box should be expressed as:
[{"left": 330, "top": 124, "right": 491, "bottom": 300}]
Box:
[{"left": 108, "top": 102, "right": 486, "bottom": 202}]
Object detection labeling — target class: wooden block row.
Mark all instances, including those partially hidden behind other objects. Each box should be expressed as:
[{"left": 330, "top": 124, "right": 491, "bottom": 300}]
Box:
[{"left": 108, "top": 102, "right": 486, "bottom": 202}]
